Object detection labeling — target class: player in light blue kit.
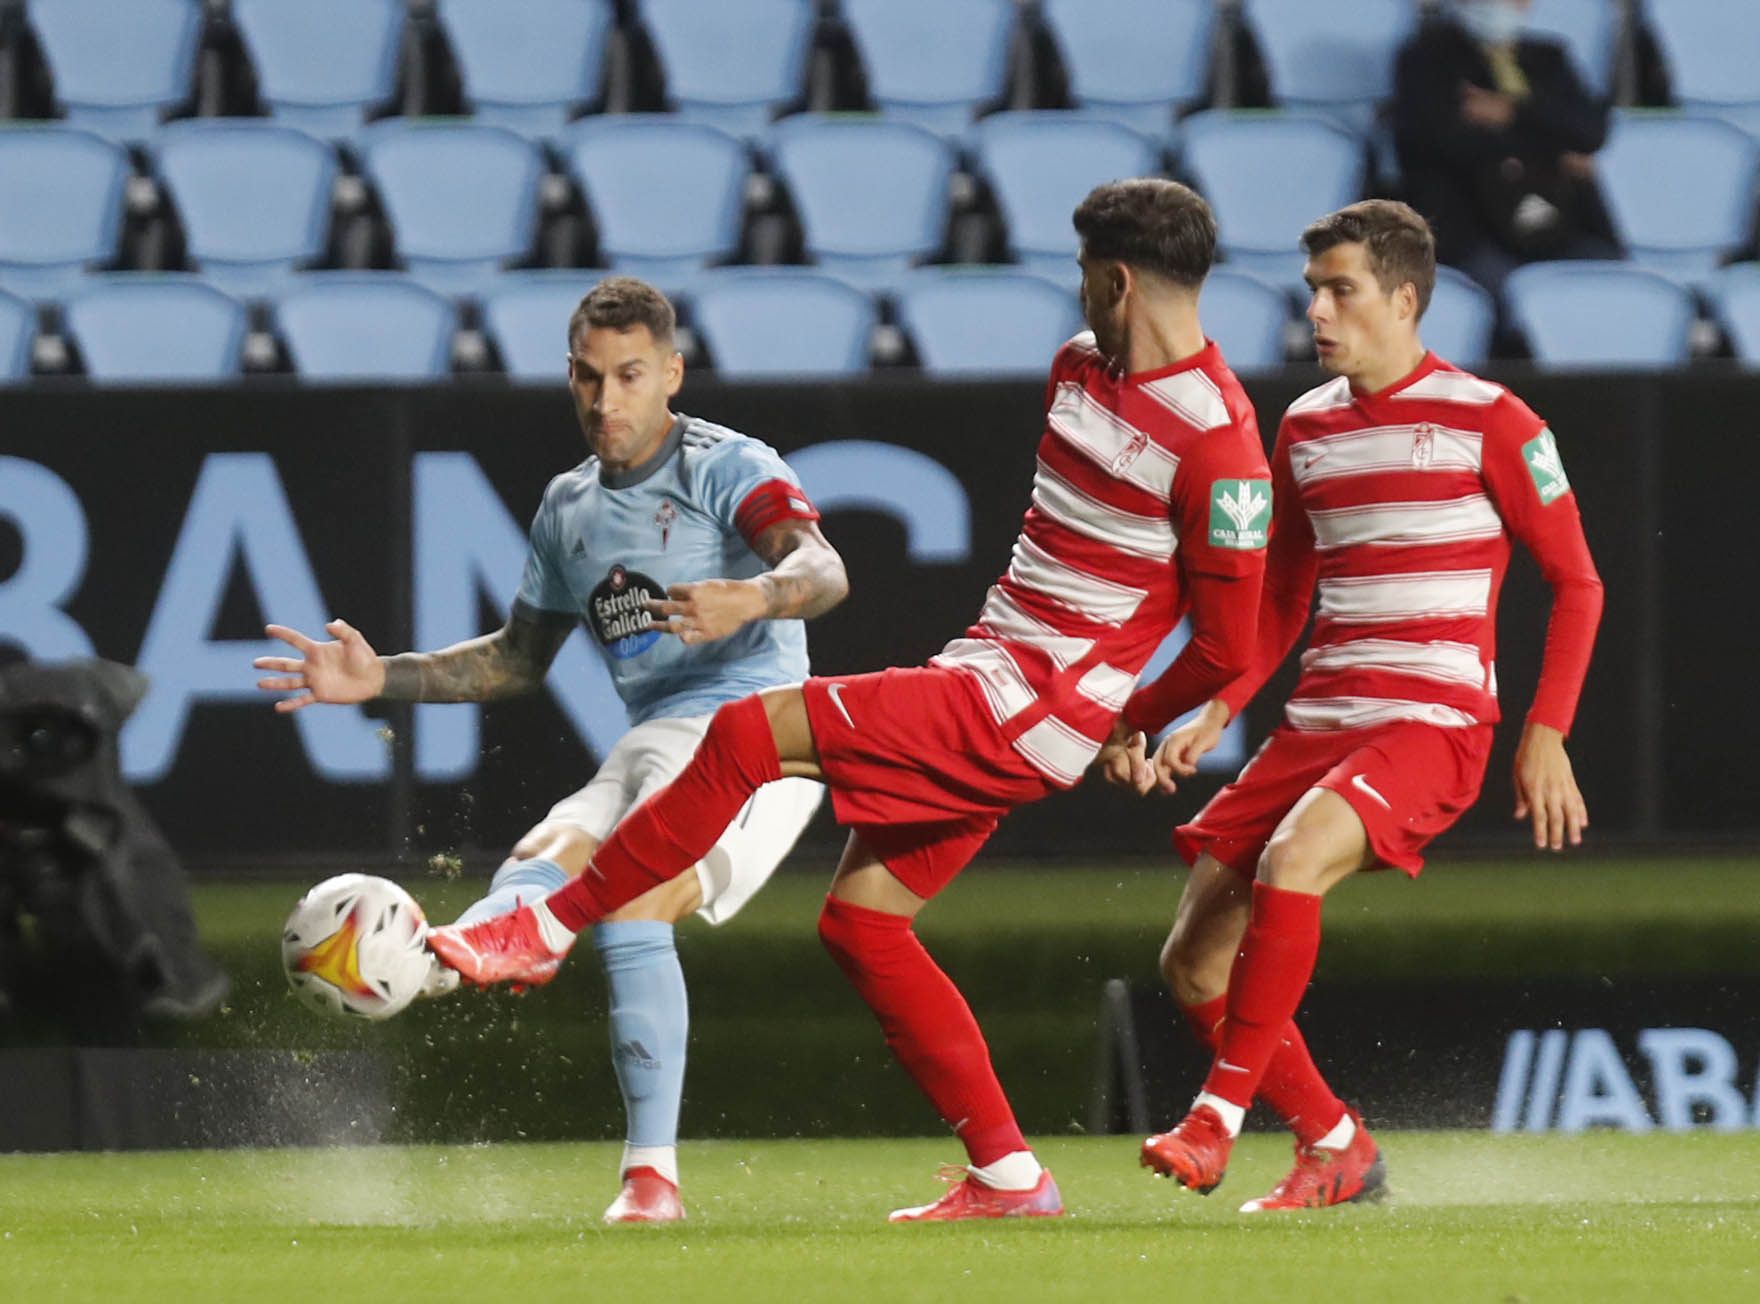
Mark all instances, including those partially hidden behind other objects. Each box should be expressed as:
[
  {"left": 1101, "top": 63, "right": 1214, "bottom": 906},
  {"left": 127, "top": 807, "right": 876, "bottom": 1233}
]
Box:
[{"left": 253, "top": 278, "right": 848, "bottom": 1223}]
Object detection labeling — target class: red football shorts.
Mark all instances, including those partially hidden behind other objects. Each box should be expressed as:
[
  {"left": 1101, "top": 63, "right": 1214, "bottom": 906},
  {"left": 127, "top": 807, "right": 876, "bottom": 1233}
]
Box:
[
  {"left": 800, "top": 666, "right": 1056, "bottom": 899},
  {"left": 1175, "top": 720, "right": 1495, "bottom": 878}
]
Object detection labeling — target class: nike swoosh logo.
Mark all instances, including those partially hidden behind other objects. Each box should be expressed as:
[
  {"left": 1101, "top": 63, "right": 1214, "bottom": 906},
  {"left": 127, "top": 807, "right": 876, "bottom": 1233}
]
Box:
[
  {"left": 1350, "top": 773, "right": 1392, "bottom": 809},
  {"left": 1217, "top": 1059, "right": 1249, "bottom": 1074},
  {"left": 826, "top": 682, "right": 855, "bottom": 729},
  {"left": 1303, "top": 450, "right": 1327, "bottom": 470}
]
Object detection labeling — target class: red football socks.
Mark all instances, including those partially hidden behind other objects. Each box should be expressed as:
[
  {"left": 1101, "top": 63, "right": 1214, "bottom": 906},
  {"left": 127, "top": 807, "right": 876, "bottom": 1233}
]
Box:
[
  {"left": 545, "top": 695, "right": 782, "bottom": 931},
  {"left": 1182, "top": 993, "right": 1345, "bottom": 1148},
  {"left": 1201, "top": 882, "right": 1324, "bottom": 1112},
  {"left": 818, "top": 895, "right": 1027, "bottom": 1167}
]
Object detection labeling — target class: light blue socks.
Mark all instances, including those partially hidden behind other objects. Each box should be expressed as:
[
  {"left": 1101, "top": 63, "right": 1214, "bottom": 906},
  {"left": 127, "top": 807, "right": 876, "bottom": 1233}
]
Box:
[
  {"left": 452, "top": 857, "right": 569, "bottom": 926},
  {"left": 596, "top": 920, "right": 689, "bottom": 1184}
]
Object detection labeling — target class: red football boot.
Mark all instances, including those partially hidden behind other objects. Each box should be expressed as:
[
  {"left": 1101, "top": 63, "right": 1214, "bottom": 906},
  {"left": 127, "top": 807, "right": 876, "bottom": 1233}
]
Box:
[
  {"left": 1140, "top": 1104, "right": 1234, "bottom": 1194},
  {"left": 888, "top": 1166, "right": 1064, "bottom": 1223},
  {"left": 426, "top": 906, "right": 568, "bottom": 988},
  {"left": 1240, "top": 1109, "right": 1386, "bottom": 1212},
  {"left": 603, "top": 1167, "right": 685, "bottom": 1225}
]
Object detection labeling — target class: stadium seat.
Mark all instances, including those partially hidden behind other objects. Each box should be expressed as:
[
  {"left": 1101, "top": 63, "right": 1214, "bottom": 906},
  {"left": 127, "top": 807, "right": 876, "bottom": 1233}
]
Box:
[
  {"left": 1597, "top": 112, "right": 1760, "bottom": 286},
  {"left": 481, "top": 270, "right": 598, "bottom": 380},
  {"left": 562, "top": 117, "right": 749, "bottom": 291},
  {"left": 62, "top": 276, "right": 246, "bottom": 382},
  {"left": 1241, "top": 0, "right": 1413, "bottom": 127},
  {"left": 840, "top": 0, "right": 1015, "bottom": 141},
  {"left": 767, "top": 116, "right": 952, "bottom": 291},
  {"left": 154, "top": 121, "right": 338, "bottom": 300},
  {"left": 27, "top": 0, "right": 202, "bottom": 143},
  {"left": 1180, "top": 111, "right": 1366, "bottom": 293},
  {"left": 1423, "top": 266, "right": 1498, "bottom": 369},
  {"left": 232, "top": 0, "right": 404, "bottom": 142},
  {"left": 640, "top": 0, "right": 816, "bottom": 140},
  {"left": 0, "top": 126, "right": 129, "bottom": 301},
  {"left": 1504, "top": 261, "right": 1695, "bottom": 369},
  {"left": 1646, "top": 1, "right": 1760, "bottom": 139},
  {"left": 1199, "top": 269, "right": 1290, "bottom": 372},
  {"left": 1042, "top": 0, "right": 1215, "bottom": 139},
  {"left": 1712, "top": 263, "right": 1760, "bottom": 366},
  {"left": 973, "top": 112, "right": 1162, "bottom": 287},
  {"left": 436, "top": 0, "right": 615, "bottom": 141},
  {"left": 689, "top": 270, "right": 875, "bottom": 378},
  {"left": 361, "top": 122, "right": 545, "bottom": 298},
  {"left": 894, "top": 269, "right": 1082, "bottom": 376},
  {"left": 275, "top": 274, "right": 456, "bottom": 381},
  {"left": 0, "top": 289, "right": 35, "bottom": 383},
  {"left": 1526, "top": 0, "right": 1621, "bottom": 100}
]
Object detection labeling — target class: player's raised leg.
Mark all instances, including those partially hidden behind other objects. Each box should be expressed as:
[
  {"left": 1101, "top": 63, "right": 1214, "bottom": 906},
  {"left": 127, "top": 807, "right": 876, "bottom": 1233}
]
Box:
[
  {"left": 428, "top": 687, "right": 818, "bottom": 985},
  {"left": 819, "top": 834, "right": 1062, "bottom": 1223},
  {"left": 1148, "top": 789, "right": 1371, "bottom": 1195}
]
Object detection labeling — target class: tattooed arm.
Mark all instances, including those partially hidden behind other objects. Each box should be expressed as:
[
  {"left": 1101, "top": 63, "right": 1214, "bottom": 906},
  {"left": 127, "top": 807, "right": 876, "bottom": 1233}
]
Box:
[
  {"left": 644, "top": 518, "right": 849, "bottom": 646},
  {"left": 253, "top": 607, "right": 574, "bottom": 712}
]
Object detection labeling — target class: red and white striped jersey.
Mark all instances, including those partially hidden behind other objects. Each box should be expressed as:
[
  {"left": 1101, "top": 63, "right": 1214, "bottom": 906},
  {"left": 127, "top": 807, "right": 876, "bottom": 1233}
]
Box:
[
  {"left": 1219, "top": 352, "right": 1602, "bottom": 735},
  {"left": 932, "top": 332, "right": 1271, "bottom": 787}
]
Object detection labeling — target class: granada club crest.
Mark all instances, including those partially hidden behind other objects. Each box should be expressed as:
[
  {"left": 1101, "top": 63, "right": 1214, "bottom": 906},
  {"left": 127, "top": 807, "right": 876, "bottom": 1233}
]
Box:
[
  {"left": 1412, "top": 423, "right": 1436, "bottom": 469},
  {"left": 589, "top": 564, "right": 665, "bottom": 659}
]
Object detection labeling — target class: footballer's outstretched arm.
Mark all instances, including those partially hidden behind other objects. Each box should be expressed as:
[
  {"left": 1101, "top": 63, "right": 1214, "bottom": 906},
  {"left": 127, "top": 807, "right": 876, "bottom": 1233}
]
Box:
[
  {"left": 254, "top": 607, "right": 573, "bottom": 712},
  {"left": 645, "top": 518, "right": 849, "bottom": 646}
]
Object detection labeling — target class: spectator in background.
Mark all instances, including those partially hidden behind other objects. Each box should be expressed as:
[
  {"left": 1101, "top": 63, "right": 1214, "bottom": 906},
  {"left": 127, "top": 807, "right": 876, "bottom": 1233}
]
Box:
[{"left": 1393, "top": 0, "right": 1621, "bottom": 296}]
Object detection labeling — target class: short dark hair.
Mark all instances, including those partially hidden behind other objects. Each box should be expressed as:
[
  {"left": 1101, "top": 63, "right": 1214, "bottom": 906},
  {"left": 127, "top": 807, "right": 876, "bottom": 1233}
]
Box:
[
  {"left": 1072, "top": 178, "right": 1217, "bottom": 290},
  {"left": 568, "top": 276, "right": 677, "bottom": 351},
  {"left": 1301, "top": 200, "right": 1437, "bottom": 317}
]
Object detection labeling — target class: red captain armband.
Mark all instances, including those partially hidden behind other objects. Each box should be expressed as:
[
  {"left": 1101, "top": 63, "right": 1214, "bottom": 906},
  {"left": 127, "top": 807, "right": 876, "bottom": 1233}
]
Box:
[{"left": 733, "top": 478, "right": 821, "bottom": 547}]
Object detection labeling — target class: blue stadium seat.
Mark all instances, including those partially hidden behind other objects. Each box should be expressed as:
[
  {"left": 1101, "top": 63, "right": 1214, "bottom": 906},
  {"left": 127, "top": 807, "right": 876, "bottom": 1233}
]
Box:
[
  {"left": 894, "top": 269, "right": 1082, "bottom": 376},
  {"left": 1424, "top": 265, "right": 1497, "bottom": 368},
  {"left": 361, "top": 122, "right": 545, "bottom": 298},
  {"left": 1042, "top": 0, "right": 1215, "bottom": 139},
  {"left": 1180, "top": 111, "right": 1365, "bottom": 293},
  {"left": 0, "top": 126, "right": 129, "bottom": 301},
  {"left": 767, "top": 116, "right": 952, "bottom": 290},
  {"left": 1646, "top": 1, "right": 1760, "bottom": 139},
  {"left": 63, "top": 276, "right": 246, "bottom": 382},
  {"left": 640, "top": 0, "right": 815, "bottom": 140},
  {"left": 437, "top": 0, "right": 614, "bottom": 141},
  {"left": 0, "top": 289, "right": 35, "bottom": 383},
  {"left": 1712, "top": 263, "right": 1760, "bottom": 366},
  {"left": 973, "top": 112, "right": 1162, "bottom": 287},
  {"left": 481, "top": 270, "right": 598, "bottom": 381},
  {"left": 27, "top": 0, "right": 202, "bottom": 143},
  {"left": 1241, "top": 0, "right": 1413, "bottom": 128},
  {"left": 562, "top": 117, "right": 749, "bottom": 291},
  {"left": 1526, "top": 0, "right": 1620, "bottom": 100},
  {"left": 233, "top": 0, "right": 404, "bottom": 142},
  {"left": 689, "top": 270, "right": 875, "bottom": 378},
  {"left": 1504, "top": 262, "right": 1695, "bottom": 369},
  {"left": 1598, "top": 112, "right": 1760, "bottom": 286},
  {"left": 840, "top": 0, "right": 1015, "bottom": 141},
  {"left": 1199, "top": 269, "right": 1290, "bottom": 372},
  {"left": 155, "top": 121, "right": 338, "bottom": 300},
  {"left": 275, "top": 274, "right": 456, "bottom": 381}
]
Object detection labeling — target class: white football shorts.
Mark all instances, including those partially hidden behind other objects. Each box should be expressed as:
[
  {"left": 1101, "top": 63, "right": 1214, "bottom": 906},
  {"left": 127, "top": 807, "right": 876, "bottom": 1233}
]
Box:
[{"left": 541, "top": 709, "right": 824, "bottom": 926}]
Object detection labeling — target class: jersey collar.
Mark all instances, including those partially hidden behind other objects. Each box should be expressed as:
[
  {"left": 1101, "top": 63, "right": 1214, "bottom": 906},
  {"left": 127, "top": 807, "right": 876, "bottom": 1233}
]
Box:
[
  {"left": 600, "top": 414, "right": 687, "bottom": 490},
  {"left": 1351, "top": 350, "right": 1442, "bottom": 401}
]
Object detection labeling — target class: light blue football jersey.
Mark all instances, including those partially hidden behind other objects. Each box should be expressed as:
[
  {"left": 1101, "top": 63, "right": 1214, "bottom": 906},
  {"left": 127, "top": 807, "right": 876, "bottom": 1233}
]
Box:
[{"left": 514, "top": 414, "right": 812, "bottom": 725}]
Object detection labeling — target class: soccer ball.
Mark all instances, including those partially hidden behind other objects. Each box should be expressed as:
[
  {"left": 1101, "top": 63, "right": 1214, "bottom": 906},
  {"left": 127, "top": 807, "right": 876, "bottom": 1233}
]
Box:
[{"left": 281, "top": 873, "right": 433, "bottom": 1020}]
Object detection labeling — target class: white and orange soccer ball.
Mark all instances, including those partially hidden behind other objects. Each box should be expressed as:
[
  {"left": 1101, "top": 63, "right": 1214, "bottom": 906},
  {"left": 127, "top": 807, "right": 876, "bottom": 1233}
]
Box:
[{"left": 281, "top": 874, "right": 433, "bottom": 1020}]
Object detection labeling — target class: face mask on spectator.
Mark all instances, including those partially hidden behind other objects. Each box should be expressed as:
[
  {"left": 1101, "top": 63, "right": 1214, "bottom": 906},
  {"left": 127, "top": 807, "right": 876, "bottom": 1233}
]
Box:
[{"left": 1459, "top": 0, "right": 1527, "bottom": 46}]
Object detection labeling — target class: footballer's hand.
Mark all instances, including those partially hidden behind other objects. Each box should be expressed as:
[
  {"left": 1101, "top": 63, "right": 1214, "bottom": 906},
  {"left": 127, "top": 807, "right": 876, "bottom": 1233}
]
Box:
[
  {"left": 254, "top": 619, "right": 385, "bottom": 713},
  {"left": 1152, "top": 699, "right": 1229, "bottom": 792},
  {"left": 1095, "top": 720, "right": 1154, "bottom": 794},
  {"left": 1513, "top": 721, "right": 1589, "bottom": 852},
  {"left": 646, "top": 579, "right": 767, "bottom": 646}
]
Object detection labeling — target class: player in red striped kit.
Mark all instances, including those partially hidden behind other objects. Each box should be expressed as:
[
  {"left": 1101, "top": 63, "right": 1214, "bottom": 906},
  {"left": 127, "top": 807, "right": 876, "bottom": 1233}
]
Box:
[
  {"left": 427, "top": 179, "right": 1274, "bottom": 1221},
  {"left": 1129, "top": 200, "right": 1603, "bottom": 1210}
]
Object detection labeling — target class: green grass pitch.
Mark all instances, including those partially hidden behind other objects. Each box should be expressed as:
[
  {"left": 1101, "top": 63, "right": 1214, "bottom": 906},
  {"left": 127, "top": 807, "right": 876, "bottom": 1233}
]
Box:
[{"left": 3, "top": 1132, "right": 1757, "bottom": 1303}]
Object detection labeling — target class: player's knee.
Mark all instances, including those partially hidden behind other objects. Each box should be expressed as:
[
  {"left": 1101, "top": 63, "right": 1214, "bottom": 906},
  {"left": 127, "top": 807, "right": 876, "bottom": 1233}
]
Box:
[
  {"left": 509, "top": 821, "right": 596, "bottom": 874},
  {"left": 1256, "top": 827, "right": 1327, "bottom": 893}
]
